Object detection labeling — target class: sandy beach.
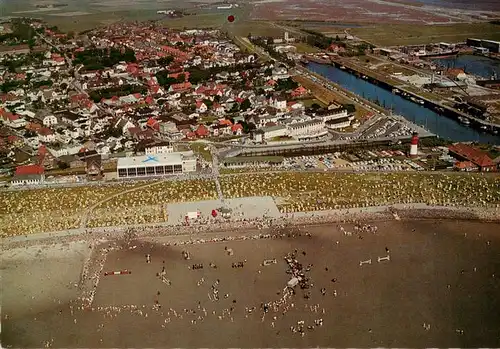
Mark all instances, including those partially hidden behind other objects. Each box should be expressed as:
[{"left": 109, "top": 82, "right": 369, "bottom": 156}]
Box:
[{"left": 2, "top": 217, "right": 500, "bottom": 348}]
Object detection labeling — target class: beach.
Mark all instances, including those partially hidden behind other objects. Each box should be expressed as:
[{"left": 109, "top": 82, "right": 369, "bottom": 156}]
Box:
[{"left": 2, "top": 218, "right": 500, "bottom": 348}]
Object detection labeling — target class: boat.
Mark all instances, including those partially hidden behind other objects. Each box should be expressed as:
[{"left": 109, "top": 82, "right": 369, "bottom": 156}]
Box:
[
  {"left": 414, "top": 50, "right": 459, "bottom": 59},
  {"left": 340, "top": 65, "right": 346, "bottom": 70},
  {"left": 458, "top": 116, "right": 470, "bottom": 125},
  {"left": 480, "top": 125, "right": 487, "bottom": 130},
  {"left": 418, "top": 99, "right": 424, "bottom": 105},
  {"left": 410, "top": 97, "right": 418, "bottom": 103},
  {"left": 392, "top": 88, "right": 400, "bottom": 94}
]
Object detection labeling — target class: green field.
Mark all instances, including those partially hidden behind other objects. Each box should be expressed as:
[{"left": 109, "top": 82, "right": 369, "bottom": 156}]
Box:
[
  {"left": 349, "top": 23, "right": 500, "bottom": 46},
  {"left": 294, "top": 42, "right": 320, "bottom": 53}
]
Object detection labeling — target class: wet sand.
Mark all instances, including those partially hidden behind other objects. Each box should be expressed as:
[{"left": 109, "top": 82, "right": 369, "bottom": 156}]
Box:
[{"left": 2, "top": 220, "right": 500, "bottom": 348}]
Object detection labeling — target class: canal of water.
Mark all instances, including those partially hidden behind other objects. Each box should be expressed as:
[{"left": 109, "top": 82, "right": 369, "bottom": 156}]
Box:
[{"left": 307, "top": 62, "right": 500, "bottom": 144}]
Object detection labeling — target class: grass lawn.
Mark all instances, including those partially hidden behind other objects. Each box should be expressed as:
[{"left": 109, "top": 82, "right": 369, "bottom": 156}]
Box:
[
  {"left": 301, "top": 98, "right": 326, "bottom": 108},
  {"left": 350, "top": 23, "right": 500, "bottom": 46},
  {"left": 190, "top": 142, "right": 213, "bottom": 162},
  {"left": 294, "top": 43, "right": 320, "bottom": 53}
]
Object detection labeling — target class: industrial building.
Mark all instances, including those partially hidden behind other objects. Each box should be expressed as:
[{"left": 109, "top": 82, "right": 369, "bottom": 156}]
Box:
[
  {"left": 116, "top": 151, "right": 196, "bottom": 179},
  {"left": 466, "top": 38, "right": 500, "bottom": 53}
]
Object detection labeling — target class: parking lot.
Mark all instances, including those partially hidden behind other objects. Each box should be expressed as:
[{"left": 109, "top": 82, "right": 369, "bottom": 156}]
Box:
[{"left": 283, "top": 150, "right": 428, "bottom": 172}]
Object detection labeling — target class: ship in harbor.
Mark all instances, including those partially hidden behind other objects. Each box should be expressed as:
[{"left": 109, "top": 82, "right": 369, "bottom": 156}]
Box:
[
  {"left": 458, "top": 116, "right": 471, "bottom": 125},
  {"left": 413, "top": 49, "right": 459, "bottom": 59}
]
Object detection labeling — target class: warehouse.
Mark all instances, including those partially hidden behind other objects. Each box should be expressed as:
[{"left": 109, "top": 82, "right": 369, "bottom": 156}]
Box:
[{"left": 116, "top": 151, "right": 197, "bottom": 178}]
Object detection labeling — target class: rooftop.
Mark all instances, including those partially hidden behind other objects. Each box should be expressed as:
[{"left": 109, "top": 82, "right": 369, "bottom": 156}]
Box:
[
  {"left": 117, "top": 151, "right": 194, "bottom": 168},
  {"left": 448, "top": 143, "right": 495, "bottom": 168}
]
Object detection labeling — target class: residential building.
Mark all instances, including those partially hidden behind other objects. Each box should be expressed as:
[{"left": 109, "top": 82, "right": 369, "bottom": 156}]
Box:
[
  {"left": 145, "top": 141, "right": 174, "bottom": 155},
  {"left": 11, "top": 164, "right": 45, "bottom": 186},
  {"left": 42, "top": 114, "right": 58, "bottom": 127}
]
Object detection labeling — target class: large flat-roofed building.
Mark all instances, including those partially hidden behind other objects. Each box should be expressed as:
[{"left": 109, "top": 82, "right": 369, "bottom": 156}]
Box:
[
  {"left": 116, "top": 151, "right": 197, "bottom": 179},
  {"left": 480, "top": 40, "right": 500, "bottom": 53},
  {"left": 466, "top": 38, "right": 500, "bottom": 53}
]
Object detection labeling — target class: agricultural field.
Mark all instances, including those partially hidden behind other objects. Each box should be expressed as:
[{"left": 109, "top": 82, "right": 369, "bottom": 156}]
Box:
[
  {"left": 220, "top": 172, "right": 500, "bottom": 213},
  {"left": 349, "top": 23, "right": 500, "bottom": 46},
  {"left": 86, "top": 179, "right": 217, "bottom": 227}
]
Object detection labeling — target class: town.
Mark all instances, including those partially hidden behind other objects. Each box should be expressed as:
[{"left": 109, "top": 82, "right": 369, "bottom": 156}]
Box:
[{"left": 1, "top": 18, "right": 498, "bottom": 189}]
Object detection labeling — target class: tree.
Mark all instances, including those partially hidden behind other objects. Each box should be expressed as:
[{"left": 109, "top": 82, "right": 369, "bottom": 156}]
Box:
[
  {"left": 203, "top": 99, "right": 213, "bottom": 108},
  {"left": 158, "top": 56, "right": 174, "bottom": 67},
  {"left": 176, "top": 73, "right": 185, "bottom": 83},
  {"left": 240, "top": 98, "right": 251, "bottom": 111},
  {"left": 58, "top": 161, "right": 70, "bottom": 170},
  {"left": 311, "top": 103, "right": 321, "bottom": 111},
  {"left": 230, "top": 103, "right": 239, "bottom": 113},
  {"left": 343, "top": 104, "right": 356, "bottom": 113}
]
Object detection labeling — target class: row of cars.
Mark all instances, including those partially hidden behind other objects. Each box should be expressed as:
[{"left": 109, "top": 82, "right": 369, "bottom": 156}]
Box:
[{"left": 283, "top": 150, "right": 426, "bottom": 172}]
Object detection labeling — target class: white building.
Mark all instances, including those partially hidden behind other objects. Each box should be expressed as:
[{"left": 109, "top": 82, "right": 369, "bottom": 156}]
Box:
[
  {"left": 116, "top": 151, "right": 197, "bottom": 179},
  {"left": 325, "top": 117, "right": 351, "bottom": 130},
  {"left": 272, "top": 67, "right": 289, "bottom": 80},
  {"left": 145, "top": 142, "right": 174, "bottom": 155},
  {"left": 42, "top": 114, "right": 58, "bottom": 127},
  {"left": 287, "top": 119, "right": 326, "bottom": 138},
  {"left": 261, "top": 125, "right": 289, "bottom": 140},
  {"left": 11, "top": 174, "right": 45, "bottom": 186},
  {"left": 320, "top": 108, "right": 348, "bottom": 122}
]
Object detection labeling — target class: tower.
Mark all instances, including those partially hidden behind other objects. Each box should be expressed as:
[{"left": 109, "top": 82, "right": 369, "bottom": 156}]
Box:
[{"left": 410, "top": 132, "right": 419, "bottom": 157}]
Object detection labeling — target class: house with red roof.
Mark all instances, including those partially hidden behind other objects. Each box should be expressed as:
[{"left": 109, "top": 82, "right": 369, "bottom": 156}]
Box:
[
  {"left": 11, "top": 164, "right": 45, "bottom": 186},
  {"left": 448, "top": 143, "right": 496, "bottom": 172},
  {"left": 231, "top": 123, "right": 243, "bottom": 136},
  {"left": 328, "top": 44, "right": 346, "bottom": 53},
  {"left": 169, "top": 82, "right": 192, "bottom": 93},
  {"left": 1, "top": 109, "right": 26, "bottom": 128},
  {"left": 291, "top": 86, "right": 308, "bottom": 97},
  {"left": 195, "top": 124, "right": 210, "bottom": 138},
  {"left": 168, "top": 71, "right": 190, "bottom": 82},
  {"left": 453, "top": 161, "right": 477, "bottom": 172},
  {"left": 196, "top": 100, "right": 208, "bottom": 113},
  {"left": 212, "top": 103, "right": 225, "bottom": 116},
  {"left": 37, "top": 127, "right": 56, "bottom": 143},
  {"left": 146, "top": 117, "right": 160, "bottom": 131}
]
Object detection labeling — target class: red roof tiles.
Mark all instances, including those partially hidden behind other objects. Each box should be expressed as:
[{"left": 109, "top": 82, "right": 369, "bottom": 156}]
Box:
[
  {"left": 15, "top": 164, "right": 44, "bottom": 175},
  {"left": 448, "top": 143, "right": 495, "bottom": 168},
  {"left": 195, "top": 124, "right": 210, "bottom": 137}
]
